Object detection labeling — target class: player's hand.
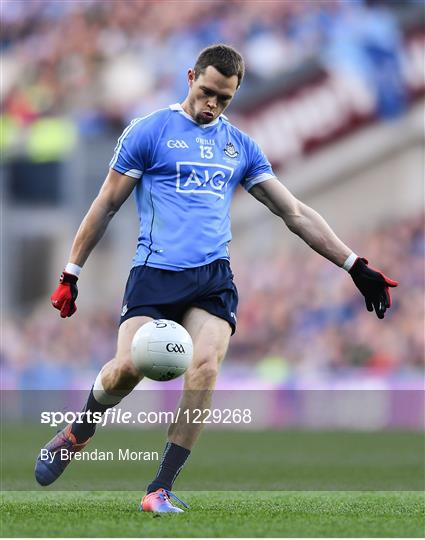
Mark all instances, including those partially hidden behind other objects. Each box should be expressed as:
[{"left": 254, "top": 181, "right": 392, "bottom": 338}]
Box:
[
  {"left": 349, "top": 257, "right": 398, "bottom": 319},
  {"left": 51, "top": 271, "right": 78, "bottom": 318}
]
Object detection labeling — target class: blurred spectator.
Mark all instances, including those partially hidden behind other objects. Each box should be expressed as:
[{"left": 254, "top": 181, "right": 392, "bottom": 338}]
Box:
[{"left": 322, "top": 0, "right": 407, "bottom": 118}]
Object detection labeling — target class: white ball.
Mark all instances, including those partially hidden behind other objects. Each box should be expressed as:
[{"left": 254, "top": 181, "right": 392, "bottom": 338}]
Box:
[{"left": 131, "top": 319, "right": 193, "bottom": 381}]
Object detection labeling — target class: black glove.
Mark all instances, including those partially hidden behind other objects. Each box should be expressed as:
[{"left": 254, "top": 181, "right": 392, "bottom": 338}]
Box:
[
  {"left": 51, "top": 271, "right": 78, "bottom": 318},
  {"left": 349, "top": 257, "right": 398, "bottom": 319}
]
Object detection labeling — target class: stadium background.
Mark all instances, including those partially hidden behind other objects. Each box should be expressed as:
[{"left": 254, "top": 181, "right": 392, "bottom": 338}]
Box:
[{"left": 1, "top": 0, "right": 424, "bottom": 430}]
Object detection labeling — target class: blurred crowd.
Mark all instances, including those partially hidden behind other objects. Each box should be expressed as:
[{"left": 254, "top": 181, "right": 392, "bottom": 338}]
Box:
[
  {"left": 232, "top": 214, "right": 424, "bottom": 382},
  {"left": 2, "top": 214, "right": 423, "bottom": 389},
  {"left": 2, "top": 0, "right": 416, "bottom": 134}
]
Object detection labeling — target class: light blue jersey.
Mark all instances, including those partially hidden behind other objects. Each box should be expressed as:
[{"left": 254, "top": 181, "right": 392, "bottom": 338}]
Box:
[{"left": 110, "top": 103, "right": 275, "bottom": 270}]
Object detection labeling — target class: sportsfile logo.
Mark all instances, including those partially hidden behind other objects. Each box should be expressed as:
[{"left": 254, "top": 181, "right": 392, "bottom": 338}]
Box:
[{"left": 176, "top": 162, "right": 234, "bottom": 199}]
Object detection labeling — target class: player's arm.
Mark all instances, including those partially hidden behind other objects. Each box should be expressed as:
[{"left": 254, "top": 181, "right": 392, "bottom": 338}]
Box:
[
  {"left": 249, "top": 177, "right": 398, "bottom": 318},
  {"left": 69, "top": 169, "right": 136, "bottom": 266},
  {"left": 250, "top": 177, "right": 351, "bottom": 265},
  {"left": 51, "top": 169, "right": 137, "bottom": 318}
]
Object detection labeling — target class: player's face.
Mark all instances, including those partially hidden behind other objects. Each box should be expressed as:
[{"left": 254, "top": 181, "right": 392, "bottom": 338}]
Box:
[{"left": 184, "top": 66, "right": 239, "bottom": 124}]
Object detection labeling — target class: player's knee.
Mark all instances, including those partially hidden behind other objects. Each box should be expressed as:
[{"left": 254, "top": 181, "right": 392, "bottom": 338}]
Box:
[
  {"left": 110, "top": 357, "right": 141, "bottom": 388},
  {"left": 189, "top": 354, "right": 219, "bottom": 382},
  {"left": 120, "top": 358, "right": 141, "bottom": 379}
]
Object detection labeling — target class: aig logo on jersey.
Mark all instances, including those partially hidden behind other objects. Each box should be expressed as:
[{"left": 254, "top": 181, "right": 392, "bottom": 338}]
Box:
[
  {"left": 167, "top": 139, "right": 189, "bottom": 149},
  {"left": 176, "top": 162, "right": 234, "bottom": 200}
]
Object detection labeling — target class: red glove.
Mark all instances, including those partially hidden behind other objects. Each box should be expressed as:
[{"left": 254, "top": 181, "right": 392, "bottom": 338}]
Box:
[
  {"left": 349, "top": 257, "right": 398, "bottom": 319},
  {"left": 51, "top": 271, "right": 78, "bottom": 318}
]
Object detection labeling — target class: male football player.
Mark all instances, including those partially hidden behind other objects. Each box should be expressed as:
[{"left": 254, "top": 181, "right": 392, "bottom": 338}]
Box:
[{"left": 35, "top": 44, "right": 398, "bottom": 512}]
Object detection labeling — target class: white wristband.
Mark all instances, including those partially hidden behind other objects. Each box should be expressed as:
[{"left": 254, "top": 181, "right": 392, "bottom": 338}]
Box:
[
  {"left": 65, "top": 262, "right": 82, "bottom": 277},
  {"left": 342, "top": 253, "right": 358, "bottom": 272}
]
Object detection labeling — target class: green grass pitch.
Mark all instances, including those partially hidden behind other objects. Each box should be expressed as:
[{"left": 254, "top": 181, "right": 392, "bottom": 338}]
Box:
[
  {"left": 2, "top": 490, "right": 424, "bottom": 537},
  {"left": 1, "top": 427, "right": 424, "bottom": 537}
]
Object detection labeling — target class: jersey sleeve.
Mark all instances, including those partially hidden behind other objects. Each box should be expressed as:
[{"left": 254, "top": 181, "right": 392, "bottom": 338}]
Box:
[
  {"left": 109, "top": 116, "right": 153, "bottom": 180},
  {"left": 240, "top": 136, "right": 276, "bottom": 192}
]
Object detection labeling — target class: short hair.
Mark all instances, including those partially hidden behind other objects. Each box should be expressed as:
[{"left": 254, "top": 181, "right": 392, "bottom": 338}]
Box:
[{"left": 194, "top": 44, "right": 245, "bottom": 87}]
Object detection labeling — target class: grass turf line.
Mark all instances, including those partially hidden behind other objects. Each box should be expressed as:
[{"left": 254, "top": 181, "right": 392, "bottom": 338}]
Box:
[{"left": 1, "top": 491, "right": 424, "bottom": 537}]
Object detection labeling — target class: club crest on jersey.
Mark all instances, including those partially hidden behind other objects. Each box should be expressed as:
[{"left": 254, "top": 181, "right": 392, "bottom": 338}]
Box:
[
  {"left": 224, "top": 142, "right": 239, "bottom": 158},
  {"left": 176, "top": 162, "right": 234, "bottom": 200}
]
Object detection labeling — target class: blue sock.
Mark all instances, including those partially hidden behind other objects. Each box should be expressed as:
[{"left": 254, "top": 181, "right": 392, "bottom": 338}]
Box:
[{"left": 147, "top": 442, "right": 191, "bottom": 493}]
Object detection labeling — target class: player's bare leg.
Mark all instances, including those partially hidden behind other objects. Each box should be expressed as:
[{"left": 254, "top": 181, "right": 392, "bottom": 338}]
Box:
[
  {"left": 169, "top": 307, "right": 231, "bottom": 448},
  {"left": 100, "top": 315, "right": 153, "bottom": 393},
  {"left": 35, "top": 316, "right": 151, "bottom": 486},
  {"left": 142, "top": 308, "right": 231, "bottom": 511}
]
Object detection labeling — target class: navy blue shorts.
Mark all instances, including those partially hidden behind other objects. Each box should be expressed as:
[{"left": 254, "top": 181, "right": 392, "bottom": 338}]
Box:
[{"left": 119, "top": 259, "right": 238, "bottom": 334}]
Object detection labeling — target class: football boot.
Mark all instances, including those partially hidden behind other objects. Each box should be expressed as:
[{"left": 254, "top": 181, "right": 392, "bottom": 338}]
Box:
[
  {"left": 140, "top": 488, "right": 188, "bottom": 513},
  {"left": 35, "top": 424, "right": 90, "bottom": 486}
]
